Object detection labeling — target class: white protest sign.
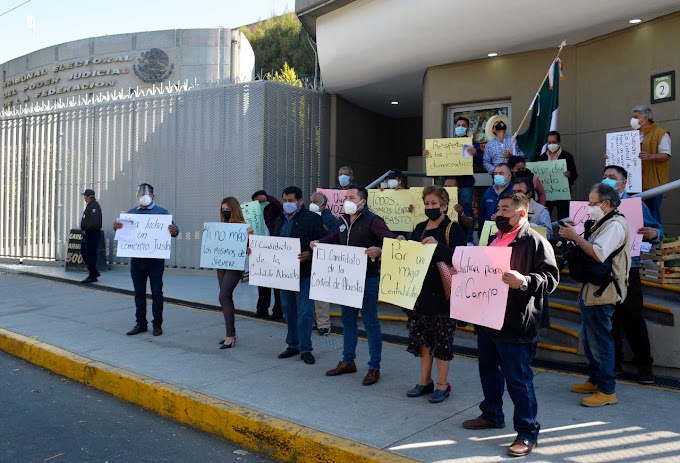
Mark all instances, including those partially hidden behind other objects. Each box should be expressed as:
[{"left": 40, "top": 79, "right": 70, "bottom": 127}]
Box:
[
  {"left": 606, "top": 131, "right": 641, "bottom": 193},
  {"left": 200, "top": 222, "right": 249, "bottom": 270},
  {"left": 114, "top": 218, "right": 136, "bottom": 242},
  {"left": 310, "top": 243, "right": 367, "bottom": 309},
  {"left": 248, "top": 236, "right": 301, "bottom": 291},
  {"left": 115, "top": 214, "right": 172, "bottom": 259}
]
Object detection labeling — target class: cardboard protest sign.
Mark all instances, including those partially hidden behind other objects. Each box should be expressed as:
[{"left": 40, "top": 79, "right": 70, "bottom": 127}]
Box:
[
  {"left": 526, "top": 159, "right": 570, "bottom": 201},
  {"left": 316, "top": 188, "right": 347, "bottom": 218},
  {"left": 410, "top": 187, "right": 458, "bottom": 225},
  {"left": 450, "top": 246, "right": 512, "bottom": 330},
  {"left": 115, "top": 214, "right": 172, "bottom": 259},
  {"left": 241, "top": 201, "right": 267, "bottom": 236},
  {"left": 310, "top": 243, "right": 367, "bottom": 309},
  {"left": 378, "top": 238, "right": 436, "bottom": 310},
  {"left": 248, "top": 236, "right": 301, "bottom": 291},
  {"left": 424, "top": 137, "right": 474, "bottom": 176},
  {"left": 606, "top": 131, "right": 641, "bottom": 193},
  {"left": 367, "top": 189, "right": 415, "bottom": 232},
  {"left": 200, "top": 222, "right": 249, "bottom": 270}
]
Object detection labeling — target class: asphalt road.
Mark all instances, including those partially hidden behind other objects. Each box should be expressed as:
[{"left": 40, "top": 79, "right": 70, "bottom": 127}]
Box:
[{"left": 0, "top": 351, "right": 275, "bottom": 463}]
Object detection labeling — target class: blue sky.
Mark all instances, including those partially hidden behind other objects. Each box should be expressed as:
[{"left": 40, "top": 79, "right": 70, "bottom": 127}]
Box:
[{"left": 0, "top": 0, "right": 291, "bottom": 63}]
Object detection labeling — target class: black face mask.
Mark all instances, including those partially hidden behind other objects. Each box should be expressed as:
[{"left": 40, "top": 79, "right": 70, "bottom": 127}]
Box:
[
  {"left": 424, "top": 208, "right": 443, "bottom": 221},
  {"left": 222, "top": 210, "right": 231, "bottom": 221},
  {"left": 495, "top": 212, "right": 518, "bottom": 233},
  {"left": 495, "top": 122, "right": 507, "bottom": 131}
]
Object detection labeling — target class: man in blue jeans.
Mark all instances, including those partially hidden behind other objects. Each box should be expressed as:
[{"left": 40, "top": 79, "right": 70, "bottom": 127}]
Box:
[
  {"left": 113, "top": 183, "right": 178, "bottom": 337},
  {"left": 273, "top": 186, "right": 326, "bottom": 365},
  {"left": 316, "top": 185, "right": 396, "bottom": 386}
]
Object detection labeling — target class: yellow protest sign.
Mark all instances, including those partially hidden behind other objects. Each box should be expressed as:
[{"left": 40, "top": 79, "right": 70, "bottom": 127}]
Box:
[
  {"left": 410, "top": 187, "right": 458, "bottom": 226},
  {"left": 379, "top": 238, "right": 437, "bottom": 310},
  {"left": 479, "top": 220, "right": 548, "bottom": 245},
  {"left": 425, "top": 137, "right": 474, "bottom": 176},
  {"left": 367, "top": 189, "right": 415, "bottom": 232}
]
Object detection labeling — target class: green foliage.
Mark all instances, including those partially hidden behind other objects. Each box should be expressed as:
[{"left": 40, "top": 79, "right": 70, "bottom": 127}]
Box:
[
  {"left": 266, "top": 62, "right": 303, "bottom": 87},
  {"left": 241, "top": 13, "right": 315, "bottom": 80}
]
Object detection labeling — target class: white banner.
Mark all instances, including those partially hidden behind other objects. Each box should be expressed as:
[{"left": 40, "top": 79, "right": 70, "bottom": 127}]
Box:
[
  {"left": 310, "top": 243, "right": 368, "bottom": 309},
  {"left": 115, "top": 214, "right": 172, "bottom": 259},
  {"left": 606, "top": 130, "right": 642, "bottom": 193},
  {"left": 200, "top": 222, "right": 249, "bottom": 270},
  {"left": 248, "top": 236, "right": 301, "bottom": 291}
]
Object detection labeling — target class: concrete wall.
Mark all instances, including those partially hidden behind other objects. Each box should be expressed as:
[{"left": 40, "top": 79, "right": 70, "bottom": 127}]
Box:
[{"left": 424, "top": 12, "right": 680, "bottom": 236}]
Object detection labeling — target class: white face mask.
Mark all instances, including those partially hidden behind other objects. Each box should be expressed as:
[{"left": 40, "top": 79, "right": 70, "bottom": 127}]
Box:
[
  {"left": 387, "top": 179, "right": 399, "bottom": 189},
  {"left": 309, "top": 203, "right": 321, "bottom": 214},
  {"left": 547, "top": 143, "right": 560, "bottom": 153},
  {"left": 343, "top": 200, "right": 358, "bottom": 215},
  {"left": 630, "top": 117, "right": 641, "bottom": 130},
  {"left": 588, "top": 204, "right": 605, "bottom": 222},
  {"left": 139, "top": 194, "right": 152, "bottom": 207}
]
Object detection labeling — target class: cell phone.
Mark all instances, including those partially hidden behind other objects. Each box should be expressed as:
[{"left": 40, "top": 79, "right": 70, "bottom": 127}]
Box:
[{"left": 558, "top": 220, "right": 567, "bottom": 227}]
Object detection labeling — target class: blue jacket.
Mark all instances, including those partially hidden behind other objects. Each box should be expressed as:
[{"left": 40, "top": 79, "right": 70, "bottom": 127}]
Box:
[
  {"left": 320, "top": 208, "right": 339, "bottom": 235},
  {"left": 477, "top": 182, "right": 514, "bottom": 236}
]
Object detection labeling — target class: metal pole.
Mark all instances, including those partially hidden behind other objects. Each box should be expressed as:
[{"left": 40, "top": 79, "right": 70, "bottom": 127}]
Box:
[{"left": 630, "top": 179, "right": 680, "bottom": 200}]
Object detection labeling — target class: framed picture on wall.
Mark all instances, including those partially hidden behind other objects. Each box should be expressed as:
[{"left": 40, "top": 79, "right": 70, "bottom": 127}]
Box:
[
  {"left": 651, "top": 71, "right": 675, "bottom": 104},
  {"left": 448, "top": 101, "right": 512, "bottom": 144}
]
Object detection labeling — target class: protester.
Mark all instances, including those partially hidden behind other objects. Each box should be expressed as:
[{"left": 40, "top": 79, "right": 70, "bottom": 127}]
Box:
[
  {"left": 113, "top": 183, "right": 178, "bottom": 337},
  {"left": 603, "top": 166, "right": 663, "bottom": 384},
  {"left": 559, "top": 183, "right": 630, "bottom": 407},
  {"left": 477, "top": 163, "right": 514, "bottom": 238},
  {"left": 444, "top": 178, "right": 474, "bottom": 235},
  {"left": 251, "top": 189, "right": 284, "bottom": 321},
  {"left": 274, "top": 186, "right": 326, "bottom": 365},
  {"left": 483, "top": 115, "right": 525, "bottom": 174},
  {"left": 508, "top": 156, "right": 547, "bottom": 205},
  {"left": 463, "top": 192, "right": 558, "bottom": 457},
  {"left": 335, "top": 165, "right": 356, "bottom": 190},
  {"left": 630, "top": 105, "right": 671, "bottom": 223},
  {"left": 216, "top": 197, "right": 251, "bottom": 349},
  {"left": 512, "top": 178, "right": 552, "bottom": 239},
  {"left": 538, "top": 131, "right": 578, "bottom": 219},
  {"left": 403, "top": 186, "right": 466, "bottom": 403},
  {"left": 80, "top": 188, "right": 102, "bottom": 284},
  {"left": 385, "top": 168, "right": 406, "bottom": 190},
  {"left": 317, "top": 184, "right": 396, "bottom": 385},
  {"left": 309, "top": 191, "right": 339, "bottom": 336}
]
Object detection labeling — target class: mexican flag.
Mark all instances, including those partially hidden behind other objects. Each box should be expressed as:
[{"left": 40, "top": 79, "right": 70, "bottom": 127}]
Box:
[{"left": 516, "top": 59, "right": 563, "bottom": 161}]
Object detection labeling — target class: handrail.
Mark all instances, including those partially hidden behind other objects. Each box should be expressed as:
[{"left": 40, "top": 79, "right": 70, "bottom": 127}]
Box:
[
  {"left": 365, "top": 170, "right": 432, "bottom": 189},
  {"left": 630, "top": 178, "right": 680, "bottom": 200}
]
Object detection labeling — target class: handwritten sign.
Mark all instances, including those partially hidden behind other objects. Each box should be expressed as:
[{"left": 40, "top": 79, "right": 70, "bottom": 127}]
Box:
[
  {"left": 241, "top": 201, "right": 267, "bottom": 236},
  {"left": 367, "top": 189, "right": 415, "bottom": 232},
  {"left": 569, "top": 199, "right": 644, "bottom": 256},
  {"left": 606, "top": 131, "right": 641, "bottom": 193},
  {"left": 310, "top": 243, "right": 367, "bottom": 309},
  {"left": 425, "top": 137, "right": 474, "bottom": 176},
  {"left": 379, "top": 238, "right": 436, "bottom": 310},
  {"left": 450, "top": 246, "right": 512, "bottom": 330},
  {"left": 410, "top": 187, "right": 459, "bottom": 225},
  {"left": 200, "top": 222, "right": 249, "bottom": 270},
  {"left": 526, "top": 160, "right": 570, "bottom": 201},
  {"left": 248, "top": 236, "right": 301, "bottom": 291},
  {"left": 115, "top": 214, "right": 172, "bottom": 259},
  {"left": 316, "top": 188, "right": 347, "bottom": 218}
]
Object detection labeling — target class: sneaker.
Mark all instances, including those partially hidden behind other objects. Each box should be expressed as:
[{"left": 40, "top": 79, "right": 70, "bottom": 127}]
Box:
[
  {"left": 637, "top": 365, "right": 655, "bottom": 385},
  {"left": 570, "top": 381, "right": 598, "bottom": 394},
  {"left": 580, "top": 391, "right": 618, "bottom": 407},
  {"left": 318, "top": 328, "right": 331, "bottom": 336},
  {"left": 301, "top": 352, "right": 315, "bottom": 365}
]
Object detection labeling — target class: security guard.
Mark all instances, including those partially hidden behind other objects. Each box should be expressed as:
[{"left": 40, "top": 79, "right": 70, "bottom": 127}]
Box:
[{"left": 81, "top": 188, "right": 102, "bottom": 283}]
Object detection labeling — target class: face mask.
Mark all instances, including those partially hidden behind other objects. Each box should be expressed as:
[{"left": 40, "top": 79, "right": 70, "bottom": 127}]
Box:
[
  {"left": 343, "top": 200, "right": 358, "bottom": 215},
  {"left": 495, "top": 122, "right": 507, "bottom": 132},
  {"left": 547, "top": 143, "right": 560, "bottom": 153},
  {"left": 630, "top": 117, "right": 641, "bottom": 130},
  {"left": 495, "top": 212, "right": 518, "bottom": 234},
  {"left": 387, "top": 179, "right": 399, "bottom": 189},
  {"left": 493, "top": 174, "right": 507, "bottom": 187},
  {"left": 338, "top": 174, "right": 350, "bottom": 187},
  {"left": 424, "top": 208, "right": 442, "bottom": 221},
  {"left": 589, "top": 204, "right": 605, "bottom": 222},
  {"left": 454, "top": 126, "right": 467, "bottom": 137},
  {"left": 222, "top": 210, "right": 231, "bottom": 221},
  {"left": 283, "top": 202, "right": 299, "bottom": 214},
  {"left": 601, "top": 178, "right": 619, "bottom": 190},
  {"left": 308, "top": 203, "right": 321, "bottom": 214},
  {"left": 139, "top": 195, "right": 152, "bottom": 207}
]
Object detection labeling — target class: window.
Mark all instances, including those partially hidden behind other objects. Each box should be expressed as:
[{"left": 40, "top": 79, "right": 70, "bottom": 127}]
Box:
[{"left": 447, "top": 101, "right": 512, "bottom": 144}]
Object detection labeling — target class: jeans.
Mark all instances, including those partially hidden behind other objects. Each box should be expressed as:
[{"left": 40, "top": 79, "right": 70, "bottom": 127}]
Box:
[
  {"left": 280, "top": 277, "right": 314, "bottom": 353},
  {"left": 81, "top": 231, "right": 99, "bottom": 276},
  {"left": 130, "top": 258, "right": 165, "bottom": 327},
  {"left": 458, "top": 186, "right": 475, "bottom": 243},
  {"left": 613, "top": 267, "right": 653, "bottom": 368},
  {"left": 477, "top": 328, "right": 540, "bottom": 443},
  {"left": 579, "top": 298, "right": 616, "bottom": 394},
  {"left": 644, "top": 195, "right": 663, "bottom": 225},
  {"left": 341, "top": 276, "right": 382, "bottom": 370}
]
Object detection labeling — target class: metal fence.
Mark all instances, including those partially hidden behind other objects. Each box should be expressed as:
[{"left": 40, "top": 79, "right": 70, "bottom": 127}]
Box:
[{"left": 0, "top": 81, "right": 330, "bottom": 267}]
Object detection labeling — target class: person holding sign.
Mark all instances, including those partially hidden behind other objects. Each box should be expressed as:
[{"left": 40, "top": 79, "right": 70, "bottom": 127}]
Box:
[
  {"left": 603, "top": 166, "right": 662, "bottom": 384},
  {"left": 318, "top": 184, "right": 396, "bottom": 386},
  {"left": 402, "top": 186, "right": 466, "bottom": 403},
  {"left": 113, "top": 184, "right": 178, "bottom": 337},
  {"left": 538, "top": 131, "right": 578, "bottom": 220},
  {"left": 463, "top": 192, "right": 558, "bottom": 458},
  {"left": 482, "top": 115, "right": 524, "bottom": 174},
  {"left": 273, "top": 186, "right": 326, "bottom": 365},
  {"left": 512, "top": 178, "right": 552, "bottom": 239},
  {"left": 477, "top": 163, "right": 514, "bottom": 240},
  {"left": 509, "top": 156, "right": 547, "bottom": 206}
]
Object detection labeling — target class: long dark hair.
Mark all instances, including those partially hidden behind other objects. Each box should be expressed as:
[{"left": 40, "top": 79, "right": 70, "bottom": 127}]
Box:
[{"left": 220, "top": 197, "right": 246, "bottom": 223}]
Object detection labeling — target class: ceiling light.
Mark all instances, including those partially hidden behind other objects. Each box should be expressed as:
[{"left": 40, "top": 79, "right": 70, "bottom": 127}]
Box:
[
  {"left": 488, "top": 52, "right": 498, "bottom": 57},
  {"left": 629, "top": 18, "right": 642, "bottom": 24},
  {"left": 390, "top": 101, "right": 399, "bottom": 105}
]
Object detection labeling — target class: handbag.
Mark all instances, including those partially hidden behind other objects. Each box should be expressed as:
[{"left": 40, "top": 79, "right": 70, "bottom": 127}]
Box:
[{"left": 435, "top": 222, "right": 454, "bottom": 300}]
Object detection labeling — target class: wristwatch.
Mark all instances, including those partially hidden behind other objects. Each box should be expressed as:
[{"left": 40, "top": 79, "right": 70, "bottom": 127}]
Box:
[{"left": 519, "top": 277, "right": 529, "bottom": 291}]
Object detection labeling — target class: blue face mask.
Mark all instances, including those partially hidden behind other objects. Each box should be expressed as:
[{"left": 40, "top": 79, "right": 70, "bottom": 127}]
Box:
[
  {"left": 493, "top": 174, "right": 507, "bottom": 187},
  {"left": 283, "top": 202, "right": 299, "bottom": 214},
  {"left": 454, "top": 126, "right": 467, "bottom": 137},
  {"left": 338, "top": 174, "right": 350, "bottom": 187},
  {"left": 602, "top": 178, "right": 618, "bottom": 190}
]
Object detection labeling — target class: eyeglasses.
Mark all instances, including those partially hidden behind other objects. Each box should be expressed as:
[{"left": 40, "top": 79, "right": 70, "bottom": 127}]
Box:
[{"left": 588, "top": 201, "right": 604, "bottom": 207}]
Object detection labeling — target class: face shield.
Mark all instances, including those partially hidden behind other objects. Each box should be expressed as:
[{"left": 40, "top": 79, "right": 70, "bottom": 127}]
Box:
[{"left": 137, "top": 184, "right": 153, "bottom": 207}]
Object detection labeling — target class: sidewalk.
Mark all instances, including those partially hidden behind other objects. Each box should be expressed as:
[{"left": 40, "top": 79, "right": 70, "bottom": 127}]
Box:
[{"left": 1, "top": 264, "right": 679, "bottom": 463}]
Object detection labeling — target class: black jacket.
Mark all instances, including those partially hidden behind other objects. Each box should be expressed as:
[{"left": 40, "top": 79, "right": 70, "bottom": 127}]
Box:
[
  {"left": 81, "top": 200, "right": 102, "bottom": 235},
  {"left": 336, "top": 209, "right": 395, "bottom": 277},
  {"left": 273, "top": 205, "right": 326, "bottom": 277},
  {"left": 488, "top": 221, "right": 559, "bottom": 343}
]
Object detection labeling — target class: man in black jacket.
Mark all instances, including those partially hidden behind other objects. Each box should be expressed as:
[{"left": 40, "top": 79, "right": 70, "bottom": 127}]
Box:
[
  {"left": 462, "top": 192, "right": 559, "bottom": 458},
  {"left": 80, "top": 188, "right": 103, "bottom": 284},
  {"left": 274, "top": 186, "right": 326, "bottom": 365}
]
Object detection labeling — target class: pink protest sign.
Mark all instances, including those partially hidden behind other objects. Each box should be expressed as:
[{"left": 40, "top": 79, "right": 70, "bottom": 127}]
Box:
[
  {"left": 568, "top": 199, "right": 644, "bottom": 256},
  {"left": 450, "top": 246, "right": 512, "bottom": 330},
  {"left": 316, "top": 188, "right": 347, "bottom": 218}
]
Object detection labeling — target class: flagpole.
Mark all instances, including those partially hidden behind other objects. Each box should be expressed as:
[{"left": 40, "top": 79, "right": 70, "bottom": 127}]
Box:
[{"left": 510, "top": 40, "right": 567, "bottom": 148}]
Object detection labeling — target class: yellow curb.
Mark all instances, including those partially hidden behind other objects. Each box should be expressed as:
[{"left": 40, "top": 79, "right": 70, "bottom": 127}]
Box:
[{"left": 0, "top": 327, "right": 418, "bottom": 463}]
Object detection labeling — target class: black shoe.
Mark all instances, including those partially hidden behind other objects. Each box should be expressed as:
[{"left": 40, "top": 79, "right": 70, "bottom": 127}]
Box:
[
  {"left": 301, "top": 352, "right": 315, "bottom": 365},
  {"left": 153, "top": 327, "right": 162, "bottom": 336},
  {"left": 127, "top": 325, "right": 148, "bottom": 335},
  {"left": 250, "top": 311, "right": 269, "bottom": 319},
  {"left": 277, "top": 347, "right": 300, "bottom": 359},
  {"left": 406, "top": 381, "right": 435, "bottom": 397},
  {"left": 318, "top": 328, "right": 331, "bottom": 336},
  {"left": 94, "top": 271, "right": 101, "bottom": 277},
  {"left": 81, "top": 276, "right": 97, "bottom": 283},
  {"left": 270, "top": 314, "right": 285, "bottom": 322},
  {"left": 637, "top": 365, "right": 654, "bottom": 385}
]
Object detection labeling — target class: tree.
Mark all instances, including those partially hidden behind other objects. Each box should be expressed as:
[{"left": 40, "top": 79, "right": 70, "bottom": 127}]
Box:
[{"left": 266, "top": 62, "right": 303, "bottom": 87}]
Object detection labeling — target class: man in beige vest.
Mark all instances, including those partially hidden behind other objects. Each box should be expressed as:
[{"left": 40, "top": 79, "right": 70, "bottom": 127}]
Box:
[{"left": 559, "top": 184, "right": 631, "bottom": 407}]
